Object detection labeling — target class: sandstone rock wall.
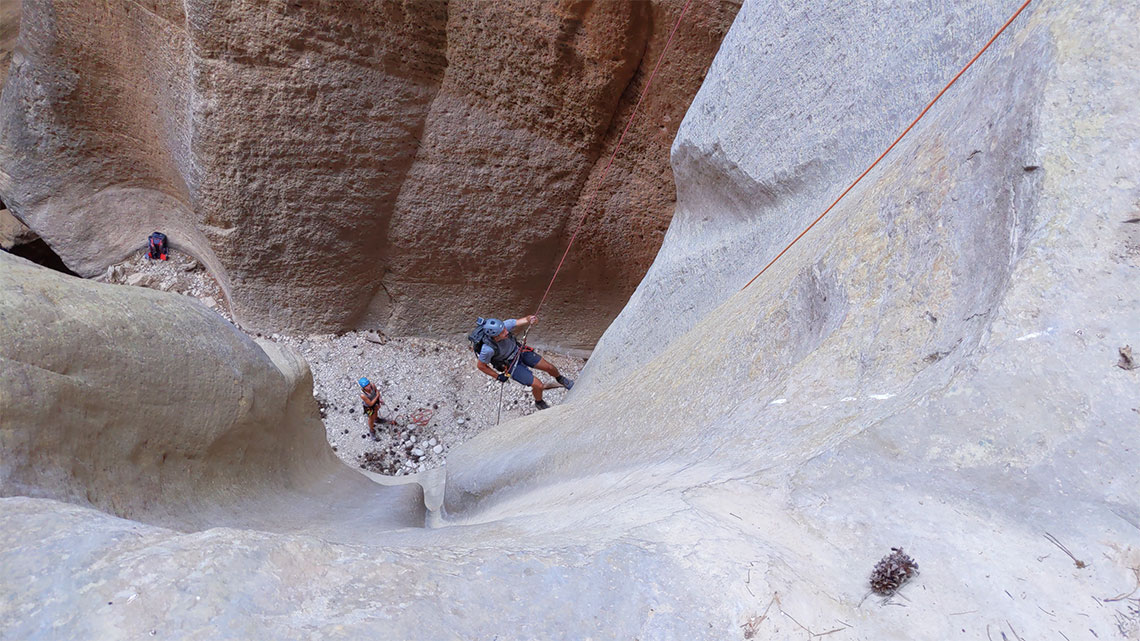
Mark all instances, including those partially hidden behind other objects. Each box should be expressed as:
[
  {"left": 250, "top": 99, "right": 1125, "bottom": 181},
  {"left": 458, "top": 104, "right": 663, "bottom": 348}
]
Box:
[
  {"left": 0, "top": 0, "right": 233, "bottom": 304},
  {"left": 0, "top": 0, "right": 735, "bottom": 347},
  {"left": 0, "top": 206, "right": 35, "bottom": 248},
  {"left": 2, "top": 0, "right": 1138, "bottom": 639}
]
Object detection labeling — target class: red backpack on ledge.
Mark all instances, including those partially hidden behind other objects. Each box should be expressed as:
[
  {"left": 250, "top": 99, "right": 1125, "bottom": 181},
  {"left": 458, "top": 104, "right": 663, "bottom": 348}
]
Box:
[{"left": 147, "top": 232, "right": 168, "bottom": 260}]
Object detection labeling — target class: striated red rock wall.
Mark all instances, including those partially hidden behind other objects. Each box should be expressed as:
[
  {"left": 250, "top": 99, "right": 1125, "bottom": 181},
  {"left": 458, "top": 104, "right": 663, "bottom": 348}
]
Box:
[
  {"left": 0, "top": 0, "right": 736, "bottom": 348},
  {"left": 183, "top": 0, "right": 450, "bottom": 330},
  {"left": 532, "top": 1, "right": 738, "bottom": 349}
]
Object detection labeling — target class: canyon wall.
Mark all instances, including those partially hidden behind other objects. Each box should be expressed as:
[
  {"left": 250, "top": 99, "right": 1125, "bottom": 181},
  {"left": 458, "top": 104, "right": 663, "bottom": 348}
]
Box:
[
  {"left": 0, "top": 0, "right": 735, "bottom": 347},
  {"left": 3, "top": 0, "right": 1139, "bottom": 639}
]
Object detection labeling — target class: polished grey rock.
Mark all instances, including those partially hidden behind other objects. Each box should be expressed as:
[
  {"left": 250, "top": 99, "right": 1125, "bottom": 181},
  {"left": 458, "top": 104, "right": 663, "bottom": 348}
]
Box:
[{"left": 3, "top": 0, "right": 1139, "bottom": 639}]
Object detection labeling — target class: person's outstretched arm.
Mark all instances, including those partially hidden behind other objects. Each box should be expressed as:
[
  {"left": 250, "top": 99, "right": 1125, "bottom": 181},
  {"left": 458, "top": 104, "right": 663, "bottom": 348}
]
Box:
[{"left": 512, "top": 315, "right": 537, "bottom": 332}]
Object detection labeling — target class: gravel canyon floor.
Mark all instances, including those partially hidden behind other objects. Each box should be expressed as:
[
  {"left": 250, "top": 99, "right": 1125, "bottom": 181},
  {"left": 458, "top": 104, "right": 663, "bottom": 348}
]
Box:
[{"left": 99, "top": 250, "right": 584, "bottom": 476}]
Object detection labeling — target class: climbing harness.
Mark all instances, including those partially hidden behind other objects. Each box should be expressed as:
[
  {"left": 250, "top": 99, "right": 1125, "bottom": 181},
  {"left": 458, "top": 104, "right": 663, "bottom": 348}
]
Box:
[
  {"left": 493, "top": 0, "right": 697, "bottom": 424},
  {"left": 739, "top": 0, "right": 1035, "bottom": 292},
  {"left": 495, "top": 323, "right": 532, "bottom": 425}
]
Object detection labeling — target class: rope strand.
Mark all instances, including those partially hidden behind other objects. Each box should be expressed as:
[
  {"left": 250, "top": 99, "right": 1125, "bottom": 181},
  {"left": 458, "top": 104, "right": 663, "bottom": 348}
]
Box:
[
  {"left": 494, "top": 0, "right": 1034, "bottom": 422},
  {"left": 740, "top": 0, "right": 1034, "bottom": 292}
]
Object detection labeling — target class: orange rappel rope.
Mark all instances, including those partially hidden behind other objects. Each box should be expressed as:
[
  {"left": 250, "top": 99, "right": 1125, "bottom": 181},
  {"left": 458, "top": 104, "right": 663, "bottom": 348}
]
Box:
[
  {"left": 739, "top": 0, "right": 1035, "bottom": 292},
  {"left": 497, "top": 0, "right": 1033, "bottom": 422}
]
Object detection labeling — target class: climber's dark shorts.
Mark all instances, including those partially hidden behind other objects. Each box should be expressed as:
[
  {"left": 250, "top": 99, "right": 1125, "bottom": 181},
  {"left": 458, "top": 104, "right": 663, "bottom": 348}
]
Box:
[{"left": 507, "top": 349, "right": 542, "bottom": 386}]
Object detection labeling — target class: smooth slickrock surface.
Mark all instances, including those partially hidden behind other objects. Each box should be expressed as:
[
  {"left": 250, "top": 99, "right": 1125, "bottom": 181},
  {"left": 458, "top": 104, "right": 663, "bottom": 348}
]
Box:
[
  {"left": 2, "top": 0, "right": 1139, "bottom": 639},
  {"left": 580, "top": 0, "right": 1026, "bottom": 390},
  {"left": 0, "top": 0, "right": 735, "bottom": 347},
  {"left": 0, "top": 252, "right": 425, "bottom": 536}
]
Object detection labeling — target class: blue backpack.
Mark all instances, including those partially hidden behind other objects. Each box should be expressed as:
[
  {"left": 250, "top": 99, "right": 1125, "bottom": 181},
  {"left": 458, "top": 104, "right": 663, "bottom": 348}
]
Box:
[{"left": 467, "top": 325, "right": 516, "bottom": 370}]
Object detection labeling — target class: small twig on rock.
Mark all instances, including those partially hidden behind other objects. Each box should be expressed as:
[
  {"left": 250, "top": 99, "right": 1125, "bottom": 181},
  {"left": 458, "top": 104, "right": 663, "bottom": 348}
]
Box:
[
  {"left": 741, "top": 595, "right": 777, "bottom": 639},
  {"left": 779, "top": 606, "right": 814, "bottom": 636},
  {"left": 1104, "top": 568, "right": 1140, "bottom": 602},
  {"left": 760, "top": 594, "right": 777, "bottom": 618},
  {"left": 1044, "top": 532, "right": 1087, "bottom": 568}
]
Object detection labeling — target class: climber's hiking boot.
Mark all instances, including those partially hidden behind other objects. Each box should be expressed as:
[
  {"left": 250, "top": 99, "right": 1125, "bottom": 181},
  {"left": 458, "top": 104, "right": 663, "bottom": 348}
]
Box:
[
  {"left": 534, "top": 399, "right": 550, "bottom": 411},
  {"left": 556, "top": 375, "right": 574, "bottom": 390}
]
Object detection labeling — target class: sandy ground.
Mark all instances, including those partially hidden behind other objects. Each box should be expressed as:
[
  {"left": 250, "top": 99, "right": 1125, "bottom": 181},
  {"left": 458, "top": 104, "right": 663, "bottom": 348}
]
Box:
[{"left": 98, "top": 251, "right": 584, "bottom": 476}]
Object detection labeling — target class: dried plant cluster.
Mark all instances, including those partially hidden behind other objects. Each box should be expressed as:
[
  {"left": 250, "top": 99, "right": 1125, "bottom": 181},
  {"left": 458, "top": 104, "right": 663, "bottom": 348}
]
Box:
[{"left": 870, "top": 547, "right": 919, "bottom": 595}]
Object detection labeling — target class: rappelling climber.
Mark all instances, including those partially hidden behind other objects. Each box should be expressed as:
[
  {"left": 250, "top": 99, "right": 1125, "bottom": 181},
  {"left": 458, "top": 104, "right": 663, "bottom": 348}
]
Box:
[
  {"left": 468, "top": 315, "right": 573, "bottom": 410},
  {"left": 358, "top": 377, "right": 385, "bottom": 439}
]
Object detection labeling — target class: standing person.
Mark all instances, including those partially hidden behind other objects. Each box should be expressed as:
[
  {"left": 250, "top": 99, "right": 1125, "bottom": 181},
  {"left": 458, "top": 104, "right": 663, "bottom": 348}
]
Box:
[
  {"left": 358, "top": 377, "right": 384, "bottom": 439},
  {"left": 468, "top": 315, "right": 574, "bottom": 410}
]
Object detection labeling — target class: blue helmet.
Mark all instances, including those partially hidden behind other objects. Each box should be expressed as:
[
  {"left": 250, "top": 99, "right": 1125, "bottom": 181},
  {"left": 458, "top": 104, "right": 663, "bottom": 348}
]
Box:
[
  {"left": 479, "top": 317, "right": 505, "bottom": 336},
  {"left": 358, "top": 377, "right": 371, "bottom": 389}
]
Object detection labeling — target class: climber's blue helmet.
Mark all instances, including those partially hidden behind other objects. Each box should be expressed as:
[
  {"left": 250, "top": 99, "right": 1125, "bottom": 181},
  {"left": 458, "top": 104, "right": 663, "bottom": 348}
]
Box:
[
  {"left": 478, "top": 317, "right": 505, "bottom": 337},
  {"left": 358, "top": 377, "right": 371, "bottom": 389}
]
